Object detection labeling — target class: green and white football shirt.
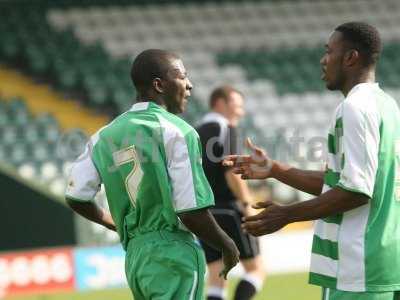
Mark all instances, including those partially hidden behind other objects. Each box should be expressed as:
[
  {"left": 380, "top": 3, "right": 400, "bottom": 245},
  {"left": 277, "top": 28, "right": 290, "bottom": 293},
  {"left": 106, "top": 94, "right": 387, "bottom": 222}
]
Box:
[
  {"left": 66, "top": 102, "right": 214, "bottom": 249},
  {"left": 310, "top": 83, "right": 400, "bottom": 292}
]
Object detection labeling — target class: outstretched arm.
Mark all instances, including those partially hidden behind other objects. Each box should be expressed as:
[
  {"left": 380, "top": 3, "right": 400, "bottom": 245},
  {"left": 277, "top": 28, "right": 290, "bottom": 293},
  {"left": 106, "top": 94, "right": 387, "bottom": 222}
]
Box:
[
  {"left": 242, "top": 187, "right": 368, "bottom": 236},
  {"left": 270, "top": 161, "right": 324, "bottom": 196},
  {"left": 223, "top": 138, "right": 324, "bottom": 195}
]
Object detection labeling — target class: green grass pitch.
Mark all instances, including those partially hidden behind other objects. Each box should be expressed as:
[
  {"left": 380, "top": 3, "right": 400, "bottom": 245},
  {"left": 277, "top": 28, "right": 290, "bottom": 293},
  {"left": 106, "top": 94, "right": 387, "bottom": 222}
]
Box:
[{"left": 7, "top": 273, "right": 320, "bottom": 300}]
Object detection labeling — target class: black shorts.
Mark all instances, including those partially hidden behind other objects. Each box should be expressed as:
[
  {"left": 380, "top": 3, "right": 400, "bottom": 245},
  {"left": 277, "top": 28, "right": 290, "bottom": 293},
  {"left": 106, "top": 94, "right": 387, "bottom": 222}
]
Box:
[{"left": 200, "top": 202, "right": 260, "bottom": 264}]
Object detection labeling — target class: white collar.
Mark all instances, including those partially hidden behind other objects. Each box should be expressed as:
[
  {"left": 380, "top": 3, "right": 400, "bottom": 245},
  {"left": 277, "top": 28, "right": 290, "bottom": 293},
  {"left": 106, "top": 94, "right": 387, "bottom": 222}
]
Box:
[
  {"left": 347, "top": 82, "right": 379, "bottom": 98},
  {"left": 129, "top": 102, "right": 150, "bottom": 112},
  {"left": 199, "top": 112, "right": 229, "bottom": 126}
]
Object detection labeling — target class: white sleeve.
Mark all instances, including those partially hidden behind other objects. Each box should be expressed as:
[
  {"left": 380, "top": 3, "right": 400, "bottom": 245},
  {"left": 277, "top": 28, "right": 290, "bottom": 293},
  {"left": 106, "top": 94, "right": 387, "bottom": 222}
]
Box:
[
  {"left": 65, "top": 143, "right": 101, "bottom": 202},
  {"left": 337, "top": 101, "right": 380, "bottom": 198},
  {"left": 158, "top": 115, "right": 214, "bottom": 213}
]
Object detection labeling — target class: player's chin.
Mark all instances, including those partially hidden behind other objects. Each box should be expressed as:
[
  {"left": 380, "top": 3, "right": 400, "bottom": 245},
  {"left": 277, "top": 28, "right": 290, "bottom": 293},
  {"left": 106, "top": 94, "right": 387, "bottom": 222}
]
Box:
[
  {"left": 324, "top": 77, "right": 339, "bottom": 91},
  {"left": 325, "top": 81, "right": 337, "bottom": 91},
  {"left": 179, "top": 98, "right": 188, "bottom": 113}
]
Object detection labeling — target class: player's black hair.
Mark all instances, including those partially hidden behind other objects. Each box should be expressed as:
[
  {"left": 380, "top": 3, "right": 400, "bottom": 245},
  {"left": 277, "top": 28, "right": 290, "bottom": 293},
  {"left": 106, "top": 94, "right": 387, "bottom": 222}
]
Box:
[
  {"left": 130, "top": 49, "right": 178, "bottom": 95},
  {"left": 209, "top": 85, "right": 242, "bottom": 108},
  {"left": 335, "top": 22, "right": 382, "bottom": 66}
]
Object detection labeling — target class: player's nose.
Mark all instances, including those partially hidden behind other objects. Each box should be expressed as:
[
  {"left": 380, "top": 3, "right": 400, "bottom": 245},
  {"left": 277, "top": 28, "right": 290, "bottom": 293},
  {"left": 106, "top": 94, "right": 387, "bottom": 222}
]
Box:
[{"left": 187, "top": 78, "right": 193, "bottom": 91}]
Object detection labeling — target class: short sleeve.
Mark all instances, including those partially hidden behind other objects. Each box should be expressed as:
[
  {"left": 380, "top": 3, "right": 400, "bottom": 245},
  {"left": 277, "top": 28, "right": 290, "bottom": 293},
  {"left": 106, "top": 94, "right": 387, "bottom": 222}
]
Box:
[
  {"left": 65, "top": 143, "right": 101, "bottom": 202},
  {"left": 337, "top": 101, "right": 380, "bottom": 198},
  {"left": 159, "top": 116, "right": 214, "bottom": 213}
]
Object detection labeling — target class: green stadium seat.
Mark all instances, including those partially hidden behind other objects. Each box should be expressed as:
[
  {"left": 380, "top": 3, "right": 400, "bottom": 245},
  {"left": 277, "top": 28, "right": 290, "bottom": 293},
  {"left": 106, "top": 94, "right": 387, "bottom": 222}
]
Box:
[
  {"left": 88, "top": 87, "right": 109, "bottom": 107},
  {"left": 112, "top": 90, "right": 134, "bottom": 114},
  {"left": 35, "top": 113, "right": 59, "bottom": 127},
  {"left": 1, "top": 126, "right": 19, "bottom": 146},
  {"left": 42, "top": 124, "right": 61, "bottom": 143},
  {"left": 10, "top": 142, "right": 29, "bottom": 166},
  {"left": 32, "top": 142, "right": 54, "bottom": 162},
  {"left": 0, "top": 144, "right": 8, "bottom": 163},
  {"left": 23, "top": 125, "right": 42, "bottom": 144},
  {"left": 0, "top": 110, "right": 9, "bottom": 127}
]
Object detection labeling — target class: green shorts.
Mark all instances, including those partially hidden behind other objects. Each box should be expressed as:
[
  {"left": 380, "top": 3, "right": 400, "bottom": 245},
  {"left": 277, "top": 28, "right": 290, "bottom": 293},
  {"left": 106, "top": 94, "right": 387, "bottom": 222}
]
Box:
[
  {"left": 125, "top": 230, "right": 206, "bottom": 300},
  {"left": 322, "top": 288, "right": 400, "bottom": 300}
]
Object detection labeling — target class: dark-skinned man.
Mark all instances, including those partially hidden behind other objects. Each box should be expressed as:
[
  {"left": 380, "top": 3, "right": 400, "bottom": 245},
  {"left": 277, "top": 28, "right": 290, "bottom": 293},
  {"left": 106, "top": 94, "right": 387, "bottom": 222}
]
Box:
[
  {"left": 66, "top": 49, "right": 239, "bottom": 300},
  {"left": 224, "top": 22, "right": 400, "bottom": 300}
]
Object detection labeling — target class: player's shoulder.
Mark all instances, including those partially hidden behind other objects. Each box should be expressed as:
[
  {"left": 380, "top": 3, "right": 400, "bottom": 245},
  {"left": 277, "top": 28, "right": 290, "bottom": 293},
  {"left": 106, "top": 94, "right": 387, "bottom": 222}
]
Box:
[
  {"left": 342, "top": 84, "right": 384, "bottom": 118},
  {"left": 198, "top": 112, "right": 228, "bottom": 130},
  {"left": 344, "top": 83, "right": 381, "bottom": 113},
  {"left": 156, "top": 109, "right": 198, "bottom": 138},
  {"left": 197, "top": 112, "right": 228, "bottom": 138},
  {"left": 340, "top": 84, "right": 384, "bottom": 128}
]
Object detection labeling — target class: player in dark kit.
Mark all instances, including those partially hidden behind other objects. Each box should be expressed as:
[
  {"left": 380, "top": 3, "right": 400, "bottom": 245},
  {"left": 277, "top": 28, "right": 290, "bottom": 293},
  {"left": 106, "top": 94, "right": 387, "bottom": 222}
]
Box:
[{"left": 196, "top": 86, "right": 265, "bottom": 300}]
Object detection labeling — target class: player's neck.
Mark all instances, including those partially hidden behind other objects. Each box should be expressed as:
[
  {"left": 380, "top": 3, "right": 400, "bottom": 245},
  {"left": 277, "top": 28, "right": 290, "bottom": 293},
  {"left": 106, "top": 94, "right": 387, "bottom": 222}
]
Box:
[
  {"left": 136, "top": 96, "right": 167, "bottom": 109},
  {"left": 342, "top": 70, "right": 375, "bottom": 97}
]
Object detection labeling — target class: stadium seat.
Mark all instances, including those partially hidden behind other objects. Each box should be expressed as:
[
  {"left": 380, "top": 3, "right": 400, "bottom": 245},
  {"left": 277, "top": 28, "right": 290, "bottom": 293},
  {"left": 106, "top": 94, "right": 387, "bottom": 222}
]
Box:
[{"left": 2, "top": 0, "right": 400, "bottom": 205}]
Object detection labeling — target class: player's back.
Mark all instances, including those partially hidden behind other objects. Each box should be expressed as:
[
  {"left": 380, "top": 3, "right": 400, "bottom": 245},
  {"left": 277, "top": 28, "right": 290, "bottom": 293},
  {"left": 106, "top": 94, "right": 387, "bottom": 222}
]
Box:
[{"left": 90, "top": 102, "right": 198, "bottom": 249}]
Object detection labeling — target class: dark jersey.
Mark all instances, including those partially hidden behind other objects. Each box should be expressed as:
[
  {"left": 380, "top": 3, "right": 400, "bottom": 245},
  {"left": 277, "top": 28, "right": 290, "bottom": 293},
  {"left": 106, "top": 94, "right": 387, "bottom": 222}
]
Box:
[{"left": 196, "top": 112, "right": 238, "bottom": 204}]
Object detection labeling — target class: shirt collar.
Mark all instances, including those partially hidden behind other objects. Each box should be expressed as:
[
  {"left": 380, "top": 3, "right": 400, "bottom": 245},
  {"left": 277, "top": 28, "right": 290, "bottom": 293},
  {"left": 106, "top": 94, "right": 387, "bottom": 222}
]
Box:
[
  {"left": 200, "top": 111, "right": 229, "bottom": 126},
  {"left": 129, "top": 101, "right": 164, "bottom": 112},
  {"left": 347, "top": 82, "right": 379, "bottom": 98}
]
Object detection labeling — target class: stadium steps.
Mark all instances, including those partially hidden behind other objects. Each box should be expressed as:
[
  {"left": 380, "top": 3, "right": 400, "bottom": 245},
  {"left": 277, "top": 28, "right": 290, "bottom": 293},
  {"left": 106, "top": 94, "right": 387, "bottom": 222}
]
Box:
[
  {"left": 217, "top": 42, "right": 400, "bottom": 94},
  {"left": 0, "top": 66, "right": 109, "bottom": 135}
]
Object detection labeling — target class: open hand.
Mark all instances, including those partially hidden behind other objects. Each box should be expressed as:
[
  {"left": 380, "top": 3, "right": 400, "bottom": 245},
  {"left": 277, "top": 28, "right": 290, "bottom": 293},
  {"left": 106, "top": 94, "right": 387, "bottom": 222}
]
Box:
[
  {"left": 222, "top": 138, "right": 273, "bottom": 180},
  {"left": 241, "top": 201, "right": 290, "bottom": 236}
]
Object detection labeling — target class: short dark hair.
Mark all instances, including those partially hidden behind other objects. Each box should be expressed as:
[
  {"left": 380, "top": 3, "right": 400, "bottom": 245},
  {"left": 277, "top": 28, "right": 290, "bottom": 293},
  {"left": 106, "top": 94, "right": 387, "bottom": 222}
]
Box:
[
  {"left": 209, "top": 85, "right": 242, "bottom": 108},
  {"left": 335, "top": 22, "right": 382, "bottom": 66},
  {"left": 130, "top": 49, "right": 178, "bottom": 95}
]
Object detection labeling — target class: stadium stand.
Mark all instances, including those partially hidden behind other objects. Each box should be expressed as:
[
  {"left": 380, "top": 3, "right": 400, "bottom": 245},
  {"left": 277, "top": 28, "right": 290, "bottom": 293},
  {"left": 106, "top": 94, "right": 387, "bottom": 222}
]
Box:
[
  {"left": 2, "top": 0, "right": 400, "bottom": 217},
  {"left": 0, "top": 97, "right": 73, "bottom": 192},
  {"left": 45, "top": 0, "right": 400, "bottom": 143},
  {"left": 45, "top": 0, "right": 400, "bottom": 201},
  {"left": 2, "top": 2, "right": 400, "bottom": 298}
]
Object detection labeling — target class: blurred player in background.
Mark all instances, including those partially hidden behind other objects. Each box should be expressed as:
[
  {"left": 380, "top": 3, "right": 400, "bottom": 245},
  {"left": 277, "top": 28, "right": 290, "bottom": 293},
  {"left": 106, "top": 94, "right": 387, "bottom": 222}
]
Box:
[
  {"left": 197, "top": 86, "right": 265, "bottom": 300},
  {"left": 224, "top": 22, "right": 400, "bottom": 300},
  {"left": 65, "top": 49, "right": 239, "bottom": 300}
]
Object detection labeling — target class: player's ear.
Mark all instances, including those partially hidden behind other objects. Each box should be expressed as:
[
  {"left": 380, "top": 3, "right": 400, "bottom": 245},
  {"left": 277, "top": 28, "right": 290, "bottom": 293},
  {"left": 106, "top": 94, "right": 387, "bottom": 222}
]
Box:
[
  {"left": 153, "top": 78, "right": 164, "bottom": 94},
  {"left": 344, "top": 49, "right": 359, "bottom": 67}
]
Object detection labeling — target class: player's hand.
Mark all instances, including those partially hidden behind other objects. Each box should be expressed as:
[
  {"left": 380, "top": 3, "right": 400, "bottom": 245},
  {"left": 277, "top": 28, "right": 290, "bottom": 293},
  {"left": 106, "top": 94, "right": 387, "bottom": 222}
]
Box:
[
  {"left": 245, "top": 203, "right": 259, "bottom": 217},
  {"left": 237, "top": 201, "right": 258, "bottom": 217},
  {"left": 222, "top": 138, "right": 273, "bottom": 180},
  {"left": 241, "top": 201, "right": 290, "bottom": 236},
  {"left": 219, "top": 239, "right": 240, "bottom": 280}
]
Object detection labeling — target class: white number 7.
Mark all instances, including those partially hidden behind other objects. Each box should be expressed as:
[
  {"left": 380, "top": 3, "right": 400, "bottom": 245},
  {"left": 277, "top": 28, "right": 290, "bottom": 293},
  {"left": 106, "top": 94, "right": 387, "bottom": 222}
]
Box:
[{"left": 113, "top": 145, "right": 144, "bottom": 207}]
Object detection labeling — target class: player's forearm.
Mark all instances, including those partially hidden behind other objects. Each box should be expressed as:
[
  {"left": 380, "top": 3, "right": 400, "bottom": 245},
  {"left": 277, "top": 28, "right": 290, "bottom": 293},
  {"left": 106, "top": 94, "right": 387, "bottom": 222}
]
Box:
[
  {"left": 179, "top": 208, "right": 235, "bottom": 251},
  {"left": 66, "top": 198, "right": 116, "bottom": 231},
  {"left": 225, "top": 171, "right": 252, "bottom": 204},
  {"left": 285, "top": 187, "right": 368, "bottom": 223},
  {"left": 271, "top": 161, "right": 324, "bottom": 195}
]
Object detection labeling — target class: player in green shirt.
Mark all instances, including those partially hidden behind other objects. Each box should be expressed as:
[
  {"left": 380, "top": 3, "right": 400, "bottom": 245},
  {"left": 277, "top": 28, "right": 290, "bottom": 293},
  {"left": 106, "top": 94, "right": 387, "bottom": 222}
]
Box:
[
  {"left": 224, "top": 22, "right": 400, "bottom": 300},
  {"left": 66, "top": 49, "right": 239, "bottom": 300}
]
